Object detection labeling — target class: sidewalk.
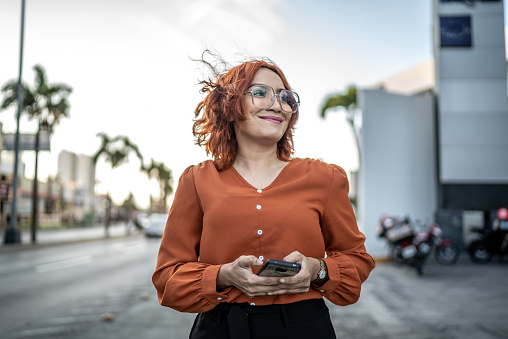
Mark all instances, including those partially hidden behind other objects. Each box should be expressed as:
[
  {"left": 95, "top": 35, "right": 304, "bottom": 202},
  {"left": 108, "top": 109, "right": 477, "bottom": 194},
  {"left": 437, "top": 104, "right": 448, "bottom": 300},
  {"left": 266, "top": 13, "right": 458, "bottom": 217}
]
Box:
[{"left": 0, "top": 223, "right": 134, "bottom": 250}]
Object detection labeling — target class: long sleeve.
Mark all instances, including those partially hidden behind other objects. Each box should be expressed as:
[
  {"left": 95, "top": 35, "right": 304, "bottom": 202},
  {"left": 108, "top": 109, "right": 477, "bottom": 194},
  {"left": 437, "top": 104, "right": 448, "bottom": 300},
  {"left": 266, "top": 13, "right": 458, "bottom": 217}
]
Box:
[
  {"left": 152, "top": 166, "right": 231, "bottom": 313},
  {"left": 317, "top": 165, "right": 376, "bottom": 306}
]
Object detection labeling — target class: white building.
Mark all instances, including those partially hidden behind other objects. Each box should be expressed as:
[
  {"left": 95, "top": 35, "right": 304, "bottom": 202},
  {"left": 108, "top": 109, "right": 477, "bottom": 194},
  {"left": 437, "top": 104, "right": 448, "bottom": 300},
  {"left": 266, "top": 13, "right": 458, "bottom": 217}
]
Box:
[
  {"left": 58, "top": 150, "right": 96, "bottom": 224},
  {"left": 359, "top": 0, "right": 508, "bottom": 257}
]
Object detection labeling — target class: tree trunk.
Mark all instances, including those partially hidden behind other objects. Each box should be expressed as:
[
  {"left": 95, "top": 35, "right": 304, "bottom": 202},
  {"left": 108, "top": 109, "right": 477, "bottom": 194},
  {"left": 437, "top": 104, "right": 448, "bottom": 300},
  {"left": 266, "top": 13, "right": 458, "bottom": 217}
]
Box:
[
  {"left": 31, "top": 127, "right": 40, "bottom": 244},
  {"left": 105, "top": 195, "right": 111, "bottom": 238}
]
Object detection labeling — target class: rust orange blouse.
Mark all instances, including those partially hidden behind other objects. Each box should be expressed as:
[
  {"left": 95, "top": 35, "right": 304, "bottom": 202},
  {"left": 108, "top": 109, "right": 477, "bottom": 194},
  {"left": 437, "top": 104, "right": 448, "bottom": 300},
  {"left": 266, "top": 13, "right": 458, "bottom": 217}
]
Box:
[{"left": 152, "top": 158, "right": 375, "bottom": 313}]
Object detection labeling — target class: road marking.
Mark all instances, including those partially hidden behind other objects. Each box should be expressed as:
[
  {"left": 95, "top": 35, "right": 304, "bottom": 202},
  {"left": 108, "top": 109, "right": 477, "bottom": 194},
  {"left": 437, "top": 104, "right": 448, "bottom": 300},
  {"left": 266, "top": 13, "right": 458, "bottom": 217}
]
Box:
[
  {"left": 35, "top": 255, "right": 92, "bottom": 273},
  {"left": 122, "top": 243, "right": 146, "bottom": 252}
]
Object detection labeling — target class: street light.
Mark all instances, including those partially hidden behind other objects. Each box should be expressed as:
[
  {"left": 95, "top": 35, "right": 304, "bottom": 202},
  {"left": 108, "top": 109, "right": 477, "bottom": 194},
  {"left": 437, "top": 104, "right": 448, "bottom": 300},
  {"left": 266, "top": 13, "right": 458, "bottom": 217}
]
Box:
[{"left": 4, "top": 0, "right": 26, "bottom": 244}]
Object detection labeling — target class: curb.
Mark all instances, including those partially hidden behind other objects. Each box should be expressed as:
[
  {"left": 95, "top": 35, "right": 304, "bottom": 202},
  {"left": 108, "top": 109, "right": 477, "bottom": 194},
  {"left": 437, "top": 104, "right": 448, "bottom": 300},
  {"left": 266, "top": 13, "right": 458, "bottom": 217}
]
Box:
[{"left": 0, "top": 232, "right": 143, "bottom": 253}]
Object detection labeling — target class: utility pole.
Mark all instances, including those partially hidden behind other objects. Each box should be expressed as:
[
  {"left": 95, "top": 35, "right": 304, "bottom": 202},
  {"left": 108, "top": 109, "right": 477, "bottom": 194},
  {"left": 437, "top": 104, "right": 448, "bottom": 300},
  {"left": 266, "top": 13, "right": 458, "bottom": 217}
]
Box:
[{"left": 4, "top": 0, "right": 26, "bottom": 244}]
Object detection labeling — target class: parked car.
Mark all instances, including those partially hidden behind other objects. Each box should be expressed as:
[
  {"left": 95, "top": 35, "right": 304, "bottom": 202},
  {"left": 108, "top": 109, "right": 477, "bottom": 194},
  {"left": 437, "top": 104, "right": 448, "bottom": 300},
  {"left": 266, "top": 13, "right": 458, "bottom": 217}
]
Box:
[{"left": 143, "top": 213, "right": 168, "bottom": 238}]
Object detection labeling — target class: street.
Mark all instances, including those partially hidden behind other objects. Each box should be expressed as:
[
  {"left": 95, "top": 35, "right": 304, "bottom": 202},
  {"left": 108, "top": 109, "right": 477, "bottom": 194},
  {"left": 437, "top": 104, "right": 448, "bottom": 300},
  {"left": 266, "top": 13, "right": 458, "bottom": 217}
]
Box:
[
  {"left": 0, "top": 234, "right": 193, "bottom": 338},
  {"left": 0, "top": 234, "right": 507, "bottom": 339}
]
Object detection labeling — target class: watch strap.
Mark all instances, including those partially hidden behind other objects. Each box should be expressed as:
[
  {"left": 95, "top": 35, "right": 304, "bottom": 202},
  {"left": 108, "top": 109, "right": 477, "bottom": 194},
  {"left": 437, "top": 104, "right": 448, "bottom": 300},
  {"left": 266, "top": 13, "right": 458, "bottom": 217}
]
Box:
[{"left": 312, "top": 258, "right": 328, "bottom": 286}]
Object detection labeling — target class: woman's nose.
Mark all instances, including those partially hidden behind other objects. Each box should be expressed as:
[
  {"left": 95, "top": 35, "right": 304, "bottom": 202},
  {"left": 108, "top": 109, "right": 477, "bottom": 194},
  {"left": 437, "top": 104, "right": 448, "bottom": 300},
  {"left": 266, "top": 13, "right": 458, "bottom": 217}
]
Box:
[{"left": 269, "top": 95, "right": 283, "bottom": 112}]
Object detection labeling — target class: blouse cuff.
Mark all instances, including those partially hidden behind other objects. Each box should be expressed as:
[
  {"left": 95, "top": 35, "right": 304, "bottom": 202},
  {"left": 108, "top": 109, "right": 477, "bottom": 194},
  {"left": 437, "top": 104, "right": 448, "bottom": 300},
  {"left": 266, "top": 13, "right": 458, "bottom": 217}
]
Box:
[
  {"left": 201, "top": 264, "right": 232, "bottom": 305},
  {"left": 318, "top": 254, "right": 363, "bottom": 305}
]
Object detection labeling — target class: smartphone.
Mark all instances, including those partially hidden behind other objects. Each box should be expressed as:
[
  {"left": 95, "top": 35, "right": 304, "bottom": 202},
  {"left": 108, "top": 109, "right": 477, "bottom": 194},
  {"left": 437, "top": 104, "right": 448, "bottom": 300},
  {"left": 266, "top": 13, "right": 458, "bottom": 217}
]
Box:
[{"left": 257, "top": 259, "right": 301, "bottom": 277}]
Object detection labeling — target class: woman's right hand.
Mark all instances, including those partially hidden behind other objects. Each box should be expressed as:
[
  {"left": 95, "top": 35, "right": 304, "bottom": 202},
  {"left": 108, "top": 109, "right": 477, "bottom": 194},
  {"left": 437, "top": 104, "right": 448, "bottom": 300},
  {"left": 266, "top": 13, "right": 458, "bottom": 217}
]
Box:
[{"left": 217, "top": 255, "right": 280, "bottom": 298}]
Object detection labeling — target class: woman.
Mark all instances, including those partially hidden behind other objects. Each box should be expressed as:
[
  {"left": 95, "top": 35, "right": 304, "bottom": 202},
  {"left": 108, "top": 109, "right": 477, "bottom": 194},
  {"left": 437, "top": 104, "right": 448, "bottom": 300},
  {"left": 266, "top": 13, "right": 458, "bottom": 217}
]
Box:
[{"left": 152, "top": 55, "right": 375, "bottom": 339}]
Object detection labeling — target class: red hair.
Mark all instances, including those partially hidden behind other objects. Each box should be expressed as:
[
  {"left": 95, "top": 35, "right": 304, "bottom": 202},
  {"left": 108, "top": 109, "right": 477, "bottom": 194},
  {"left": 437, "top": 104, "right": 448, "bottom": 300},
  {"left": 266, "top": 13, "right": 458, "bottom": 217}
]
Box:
[{"left": 193, "top": 58, "right": 299, "bottom": 171}]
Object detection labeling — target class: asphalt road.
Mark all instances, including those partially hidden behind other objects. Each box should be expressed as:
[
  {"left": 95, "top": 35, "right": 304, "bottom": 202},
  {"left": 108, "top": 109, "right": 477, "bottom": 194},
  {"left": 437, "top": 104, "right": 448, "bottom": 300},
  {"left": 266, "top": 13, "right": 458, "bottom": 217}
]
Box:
[
  {"left": 1, "top": 234, "right": 507, "bottom": 339},
  {"left": 0, "top": 234, "right": 184, "bottom": 338}
]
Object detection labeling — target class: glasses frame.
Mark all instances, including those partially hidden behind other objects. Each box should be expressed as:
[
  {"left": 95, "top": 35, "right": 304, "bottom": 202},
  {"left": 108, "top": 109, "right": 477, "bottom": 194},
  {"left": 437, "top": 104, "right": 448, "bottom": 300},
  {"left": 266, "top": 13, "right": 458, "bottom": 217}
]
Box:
[{"left": 244, "top": 84, "right": 300, "bottom": 114}]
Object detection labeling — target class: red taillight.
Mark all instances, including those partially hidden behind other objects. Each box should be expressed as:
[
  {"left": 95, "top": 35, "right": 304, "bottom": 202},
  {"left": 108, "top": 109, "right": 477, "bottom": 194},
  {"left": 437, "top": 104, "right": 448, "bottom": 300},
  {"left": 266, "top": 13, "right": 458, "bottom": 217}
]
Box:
[{"left": 497, "top": 208, "right": 508, "bottom": 221}]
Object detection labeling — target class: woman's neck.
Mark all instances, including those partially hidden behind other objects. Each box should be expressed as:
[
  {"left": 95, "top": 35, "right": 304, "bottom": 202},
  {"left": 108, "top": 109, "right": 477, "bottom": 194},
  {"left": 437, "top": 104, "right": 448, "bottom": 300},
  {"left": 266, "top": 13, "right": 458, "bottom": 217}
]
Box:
[
  {"left": 233, "top": 145, "right": 280, "bottom": 171},
  {"left": 233, "top": 146, "right": 291, "bottom": 189}
]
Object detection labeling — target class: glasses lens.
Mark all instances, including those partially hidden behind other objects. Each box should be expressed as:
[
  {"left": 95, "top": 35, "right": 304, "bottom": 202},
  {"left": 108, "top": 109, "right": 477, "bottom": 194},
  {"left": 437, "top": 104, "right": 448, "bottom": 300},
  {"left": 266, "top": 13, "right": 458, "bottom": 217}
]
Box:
[
  {"left": 280, "top": 90, "right": 300, "bottom": 113},
  {"left": 251, "top": 85, "right": 274, "bottom": 109}
]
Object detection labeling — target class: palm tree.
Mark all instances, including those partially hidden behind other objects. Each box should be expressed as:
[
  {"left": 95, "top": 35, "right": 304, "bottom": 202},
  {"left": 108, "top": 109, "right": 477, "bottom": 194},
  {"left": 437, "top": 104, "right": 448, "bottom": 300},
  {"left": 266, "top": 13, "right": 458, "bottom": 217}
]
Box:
[
  {"left": 92, "top": 133, "right": 144, "bottom": 168},
  {"left": 92, "top": 133, "right": 144, "bottom": 236},
  {"left": 121, "top": 192, "right": 139, "bottom": 234},
  {"left": 142, "top": 159, "right": 173, "bottom": 213},
  {"left": 1, "top": 64, "right": 72, "bottom": 243},
  {"left": 321, "top": 85, "right": 361, "bottom": 212},
  {"left": 320, "top": 85, "right": 361, "bottom": 165}
]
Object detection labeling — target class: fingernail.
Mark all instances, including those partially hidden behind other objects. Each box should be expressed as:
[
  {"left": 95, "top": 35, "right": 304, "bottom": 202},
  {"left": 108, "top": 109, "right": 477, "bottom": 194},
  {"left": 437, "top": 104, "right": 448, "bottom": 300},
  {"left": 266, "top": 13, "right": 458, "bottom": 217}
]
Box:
[
  {"left": 267, "top": 292, "right": 273, "bottom": 296},
  {"left": 256, "top": 259, "right": 262, "bottom": 265},
  {"left": 280, "top": 279, "right": 286, "bottom": 284}
]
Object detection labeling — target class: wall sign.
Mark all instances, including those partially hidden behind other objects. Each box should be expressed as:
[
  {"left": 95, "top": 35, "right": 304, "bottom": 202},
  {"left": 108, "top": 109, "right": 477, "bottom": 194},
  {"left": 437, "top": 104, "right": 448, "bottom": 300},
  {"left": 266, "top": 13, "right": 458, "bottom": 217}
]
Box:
[{"left": 440, "top": 16, "right": 472, "bottom": 47}]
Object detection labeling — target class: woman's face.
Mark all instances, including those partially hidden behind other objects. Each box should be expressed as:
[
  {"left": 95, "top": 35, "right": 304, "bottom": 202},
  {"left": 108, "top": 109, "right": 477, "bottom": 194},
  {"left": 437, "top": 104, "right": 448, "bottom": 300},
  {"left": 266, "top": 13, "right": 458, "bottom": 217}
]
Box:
[{"left": 235, "top": 68, "right": 292, "bottom": 149}]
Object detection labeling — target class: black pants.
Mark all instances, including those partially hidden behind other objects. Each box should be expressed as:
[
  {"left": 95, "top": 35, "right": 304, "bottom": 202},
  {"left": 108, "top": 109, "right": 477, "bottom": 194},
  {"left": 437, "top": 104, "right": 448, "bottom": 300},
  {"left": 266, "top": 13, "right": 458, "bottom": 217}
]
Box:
[{"left": 189, "top": 299, "right": 336, "bottom": 339}]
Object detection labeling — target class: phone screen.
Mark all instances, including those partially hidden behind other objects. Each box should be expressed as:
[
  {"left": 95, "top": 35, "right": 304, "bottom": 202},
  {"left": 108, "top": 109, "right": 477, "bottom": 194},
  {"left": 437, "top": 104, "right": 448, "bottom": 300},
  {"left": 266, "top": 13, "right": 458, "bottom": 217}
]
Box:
[{"left": 257, "top": 259, "right": 301, "bottom": 277}]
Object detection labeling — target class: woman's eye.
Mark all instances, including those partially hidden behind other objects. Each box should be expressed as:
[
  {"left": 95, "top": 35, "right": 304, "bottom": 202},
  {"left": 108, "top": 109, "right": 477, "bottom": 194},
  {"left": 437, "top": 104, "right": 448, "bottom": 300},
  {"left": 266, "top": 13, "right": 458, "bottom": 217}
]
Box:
[
  {"left": 252, "top": 87, "right": 267, "bottom": 97},
  {"left": 280, "top": 91, "right": 288, "bottom": 102}
]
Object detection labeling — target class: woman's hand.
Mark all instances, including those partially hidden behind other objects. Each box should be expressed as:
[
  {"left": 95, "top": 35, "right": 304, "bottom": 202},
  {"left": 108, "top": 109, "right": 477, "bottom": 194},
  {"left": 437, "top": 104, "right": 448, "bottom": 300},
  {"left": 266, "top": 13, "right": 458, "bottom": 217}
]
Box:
[
  {"left": 217, "top": 255, "right": 281, "bottom": 298},
  {"left": 269, "top": 251, "right": 321, "bottom": 295}
]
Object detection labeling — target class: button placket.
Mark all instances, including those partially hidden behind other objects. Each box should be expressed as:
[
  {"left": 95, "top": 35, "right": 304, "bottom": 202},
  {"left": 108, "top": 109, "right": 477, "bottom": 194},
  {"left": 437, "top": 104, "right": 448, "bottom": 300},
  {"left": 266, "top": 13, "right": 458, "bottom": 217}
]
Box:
[{"left": 256, "top": 188, "right": 264, "bottom": 265}]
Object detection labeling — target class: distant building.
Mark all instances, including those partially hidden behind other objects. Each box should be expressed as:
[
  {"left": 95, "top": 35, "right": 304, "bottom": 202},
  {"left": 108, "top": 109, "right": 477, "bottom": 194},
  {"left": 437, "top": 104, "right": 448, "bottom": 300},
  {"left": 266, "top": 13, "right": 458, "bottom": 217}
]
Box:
[{"left": 58, "top": 150, "right": 96, "bottom": 224}]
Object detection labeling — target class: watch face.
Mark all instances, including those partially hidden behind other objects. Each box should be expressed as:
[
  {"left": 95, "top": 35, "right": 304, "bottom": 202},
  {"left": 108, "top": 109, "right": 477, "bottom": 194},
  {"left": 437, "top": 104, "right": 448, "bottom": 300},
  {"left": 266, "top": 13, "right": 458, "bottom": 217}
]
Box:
[{"left": 319, "top": 271, "right": 326, "bottom": 279}]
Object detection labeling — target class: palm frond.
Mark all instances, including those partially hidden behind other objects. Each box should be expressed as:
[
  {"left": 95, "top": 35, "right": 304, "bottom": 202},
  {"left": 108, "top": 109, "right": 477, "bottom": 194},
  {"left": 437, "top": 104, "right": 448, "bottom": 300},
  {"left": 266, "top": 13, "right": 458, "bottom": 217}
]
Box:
[
  {"left": 320, "top": 85, "right": 357, "bottom": 118},
  {"left": 47, "top": 83, "right": 72, "bottom": 97},
  {"left": 33, "top": 65, "right": 48, "bottom": 93},
  {"left": 93, "top": 133, "right": 111, "bottom": 163}
]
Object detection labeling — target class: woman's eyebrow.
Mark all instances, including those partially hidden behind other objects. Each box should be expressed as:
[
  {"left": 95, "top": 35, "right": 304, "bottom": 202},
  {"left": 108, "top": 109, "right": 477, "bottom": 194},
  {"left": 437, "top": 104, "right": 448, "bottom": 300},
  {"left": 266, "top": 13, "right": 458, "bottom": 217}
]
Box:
[{"left": 249, "top": 83, "right": 286, "bottom": 92}]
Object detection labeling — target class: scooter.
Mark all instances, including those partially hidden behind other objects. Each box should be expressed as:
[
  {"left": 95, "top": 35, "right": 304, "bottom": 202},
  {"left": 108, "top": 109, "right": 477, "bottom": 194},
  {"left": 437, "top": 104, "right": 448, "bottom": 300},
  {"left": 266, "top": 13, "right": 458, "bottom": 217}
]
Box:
[
  {"left": 412, "top": 223, "right": 460, "bottom": 266},
  {"left": 378, "top": 215, "right": 460, "bottom": 275},
  {"left": 468, "top": 208, "right": 508, "bottom": 264},
  {"left": 377, "top": 215, "right": 424, "bottom": 274}
]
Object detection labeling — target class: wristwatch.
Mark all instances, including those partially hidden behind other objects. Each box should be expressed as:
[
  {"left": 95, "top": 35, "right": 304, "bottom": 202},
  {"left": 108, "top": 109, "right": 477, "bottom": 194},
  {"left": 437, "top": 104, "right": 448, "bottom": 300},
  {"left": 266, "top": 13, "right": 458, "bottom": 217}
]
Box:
[{"left": 312, "top": 258, "right": 328, "bottom": 286}]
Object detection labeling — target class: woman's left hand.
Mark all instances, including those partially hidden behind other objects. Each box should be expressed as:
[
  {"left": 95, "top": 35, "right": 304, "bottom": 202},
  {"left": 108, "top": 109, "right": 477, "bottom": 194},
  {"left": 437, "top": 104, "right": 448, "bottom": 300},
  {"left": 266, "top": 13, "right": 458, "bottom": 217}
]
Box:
[{"left": 270, "top": 251, "right": 321, "bottom": 295}]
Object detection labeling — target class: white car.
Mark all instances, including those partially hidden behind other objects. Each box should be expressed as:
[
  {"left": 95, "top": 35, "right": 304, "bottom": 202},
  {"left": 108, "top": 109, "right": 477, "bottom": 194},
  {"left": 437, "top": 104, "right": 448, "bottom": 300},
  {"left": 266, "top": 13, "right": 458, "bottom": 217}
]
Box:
[{"left": 144, "top": 213, "right": 168, "bottom": 238}]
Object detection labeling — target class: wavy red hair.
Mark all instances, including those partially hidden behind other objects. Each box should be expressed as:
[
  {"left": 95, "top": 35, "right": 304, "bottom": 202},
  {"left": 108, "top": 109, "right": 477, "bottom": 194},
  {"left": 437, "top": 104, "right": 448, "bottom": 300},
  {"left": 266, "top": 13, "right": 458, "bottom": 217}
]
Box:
[{"left": 193, "top": 58, "right": 299, "bottom": 171}]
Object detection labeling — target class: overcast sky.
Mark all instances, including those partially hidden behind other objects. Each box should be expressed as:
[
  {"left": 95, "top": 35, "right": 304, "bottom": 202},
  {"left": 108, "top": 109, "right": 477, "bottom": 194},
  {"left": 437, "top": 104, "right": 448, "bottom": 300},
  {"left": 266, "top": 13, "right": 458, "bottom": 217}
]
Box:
[{"left": 0, "top": 0, "right": 503, "bottom": 207}]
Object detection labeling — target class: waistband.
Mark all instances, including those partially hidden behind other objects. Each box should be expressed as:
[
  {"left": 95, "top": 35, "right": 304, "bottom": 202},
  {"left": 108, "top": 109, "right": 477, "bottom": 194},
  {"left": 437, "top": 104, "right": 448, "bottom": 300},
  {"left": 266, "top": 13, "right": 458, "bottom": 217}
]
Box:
[{"left": 203, "top": 298, "right": 329, "bottom": 339}]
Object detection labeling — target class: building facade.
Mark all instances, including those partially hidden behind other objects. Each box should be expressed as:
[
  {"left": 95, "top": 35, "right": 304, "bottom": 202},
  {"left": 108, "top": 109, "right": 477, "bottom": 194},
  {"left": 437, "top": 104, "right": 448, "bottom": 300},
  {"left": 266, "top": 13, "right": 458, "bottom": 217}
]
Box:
[
  {"left": 359, "top": 0, "right": 508, "bottom": 257},
  {"left": 58, "top": 150, "right": 97, "bottom": 224}
]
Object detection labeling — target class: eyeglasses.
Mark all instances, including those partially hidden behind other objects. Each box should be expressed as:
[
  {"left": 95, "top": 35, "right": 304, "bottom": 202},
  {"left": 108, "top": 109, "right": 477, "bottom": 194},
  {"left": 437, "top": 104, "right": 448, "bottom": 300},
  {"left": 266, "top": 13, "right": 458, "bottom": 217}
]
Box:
[{"left": 244, "top": 84, "right": 300, "bottom": 114}]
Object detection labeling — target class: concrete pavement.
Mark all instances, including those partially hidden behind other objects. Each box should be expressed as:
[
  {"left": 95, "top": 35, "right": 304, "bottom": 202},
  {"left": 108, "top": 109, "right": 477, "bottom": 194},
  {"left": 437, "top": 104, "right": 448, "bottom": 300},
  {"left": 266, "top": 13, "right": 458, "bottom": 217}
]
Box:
[
  {"left": 75, "top": 254, "right": 508, "bottom": 339},
  {"left": 0, "top": 223, "right": 133, "bottom": 250}
]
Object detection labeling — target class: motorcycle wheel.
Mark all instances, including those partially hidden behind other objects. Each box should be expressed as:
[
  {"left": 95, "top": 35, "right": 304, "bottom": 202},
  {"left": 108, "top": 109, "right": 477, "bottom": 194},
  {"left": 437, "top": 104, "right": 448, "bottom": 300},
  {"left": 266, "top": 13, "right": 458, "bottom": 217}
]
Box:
[
  {"left": 412, "top": 257, "right": 424, "bottom": 276},
  {"left": 435, "top": 243, "right": 460, "bottom": 265},
  {"left": 391, "top": 245, "right": 404, "bottom": 264},
  {"left": 468, "top": 240, "right": 492, "bottom": 264}
]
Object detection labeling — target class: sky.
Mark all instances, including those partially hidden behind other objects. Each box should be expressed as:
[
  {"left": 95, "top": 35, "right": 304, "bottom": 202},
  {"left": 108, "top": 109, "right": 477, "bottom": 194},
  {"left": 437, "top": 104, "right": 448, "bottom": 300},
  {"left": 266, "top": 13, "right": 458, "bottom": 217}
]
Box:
[{"left": 0, "top": 0, "right": 502, "bottom": 208}]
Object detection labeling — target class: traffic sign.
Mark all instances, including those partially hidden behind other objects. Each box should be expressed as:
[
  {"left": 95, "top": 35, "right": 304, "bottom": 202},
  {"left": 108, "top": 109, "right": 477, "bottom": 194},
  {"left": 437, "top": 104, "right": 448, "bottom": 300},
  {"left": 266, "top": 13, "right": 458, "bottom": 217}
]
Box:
[{"left": 2, "top": 132, "right": 50, "bottom": 151}]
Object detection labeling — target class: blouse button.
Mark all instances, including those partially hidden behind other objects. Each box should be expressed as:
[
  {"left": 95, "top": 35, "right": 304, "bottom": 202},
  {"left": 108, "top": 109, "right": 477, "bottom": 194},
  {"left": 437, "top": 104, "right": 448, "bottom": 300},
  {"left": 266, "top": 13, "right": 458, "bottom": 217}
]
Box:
[
  {"left": 257, "top": 189, "right": 262, "bottom": 193},
  {"left": 259, "top": 256, "right": 264, "bottom": 261},
  {"left": 256, "top": 205, "right": 262, "bottom": 210},
  {"left": 250, "top": 302, "right": 256, "bottom": 306},
  {"left": 320, "top": 290, "right": 325, "bottom": 293},
  {"left": 257, "top": 230, "right": 262, "bottom": 235},
  {"left": 217, "top": 297, "right": 222, "bottom": 300}
]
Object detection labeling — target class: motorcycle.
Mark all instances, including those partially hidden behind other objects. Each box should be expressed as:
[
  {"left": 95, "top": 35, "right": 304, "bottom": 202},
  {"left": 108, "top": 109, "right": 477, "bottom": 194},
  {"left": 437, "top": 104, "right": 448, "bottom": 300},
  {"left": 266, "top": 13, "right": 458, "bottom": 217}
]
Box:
[
  {"left": 378, "top": 215, "right": 460, "bottom": 275},
  {"left": 412, "top": 223, "right": 460, "bottom": 266},
  {"left": 468, "top": 207, "right": 508, "bottom": 264}
]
